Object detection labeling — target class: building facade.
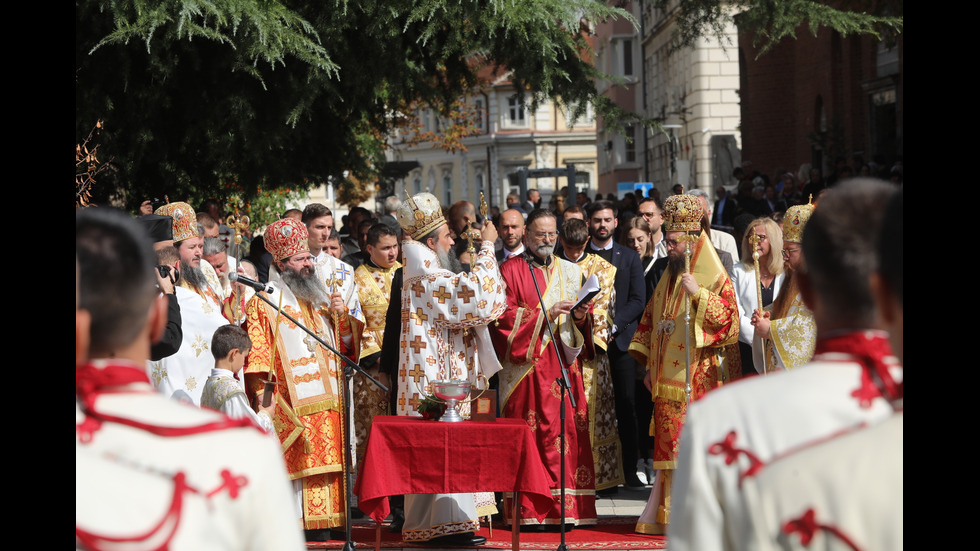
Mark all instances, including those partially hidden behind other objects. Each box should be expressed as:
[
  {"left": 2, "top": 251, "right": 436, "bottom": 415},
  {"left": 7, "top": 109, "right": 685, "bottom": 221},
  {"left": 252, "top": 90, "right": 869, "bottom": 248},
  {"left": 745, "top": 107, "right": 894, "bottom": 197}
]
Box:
[
  {"left": 738, "top": 27, "right": 903, "bottom": 180},
  {"left": 387, "top": 71, "right": 598, "bottom": 212},
  {"left": 641, "top": 0, "right": 742, "bottom": 196}
]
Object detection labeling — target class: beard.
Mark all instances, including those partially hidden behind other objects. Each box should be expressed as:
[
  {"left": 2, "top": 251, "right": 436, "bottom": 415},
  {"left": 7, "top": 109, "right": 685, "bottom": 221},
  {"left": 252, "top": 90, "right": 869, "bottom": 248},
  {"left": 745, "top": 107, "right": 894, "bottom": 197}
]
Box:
[
  {"left": 281, "top": 265, "right": 329, "bottom": 306},
  {"left": 436, "top": 247, "right": 465, "bottom": 273},
  {"left": 181, "top": 260, "right": 208, "bottom": 289},
  {"left": 533, "top": 243, "right": 555, "bottom": 259},
  {"left": 667, "top": 253, "right": 686, "bottom": 276}
]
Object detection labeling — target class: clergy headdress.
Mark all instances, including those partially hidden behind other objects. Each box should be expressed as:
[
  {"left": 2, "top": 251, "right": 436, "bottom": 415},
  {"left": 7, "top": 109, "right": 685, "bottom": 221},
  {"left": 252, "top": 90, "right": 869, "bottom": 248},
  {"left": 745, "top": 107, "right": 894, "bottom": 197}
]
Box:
[
  {"left": 154, "top": 202, "right": 198, "bottom": 242},
  {"left": 783, "top": 202, "right": 814, "bottom": 243},
  {"left": 397, "top": 192, "right": 447, "bottom": 240},
  {"left": 663, "top": 194, "right": 703, "bottom": 232},
  {"left": 138, "top": 214, "right": 174, "bottom": 244},
  {"left": 265, "top": 218, "right": 310, "bottom": 261}
]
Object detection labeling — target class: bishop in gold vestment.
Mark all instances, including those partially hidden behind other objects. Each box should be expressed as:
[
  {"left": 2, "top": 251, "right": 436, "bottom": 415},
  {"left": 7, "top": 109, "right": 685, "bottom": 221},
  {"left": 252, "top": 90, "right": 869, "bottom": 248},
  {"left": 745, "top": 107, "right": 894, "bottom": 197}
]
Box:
[
  {"left": 630, "top": 196, "right": 739, "bottom": 535},
  {"left": 244, "top": 218, "right": 364, "bottom": 531}
]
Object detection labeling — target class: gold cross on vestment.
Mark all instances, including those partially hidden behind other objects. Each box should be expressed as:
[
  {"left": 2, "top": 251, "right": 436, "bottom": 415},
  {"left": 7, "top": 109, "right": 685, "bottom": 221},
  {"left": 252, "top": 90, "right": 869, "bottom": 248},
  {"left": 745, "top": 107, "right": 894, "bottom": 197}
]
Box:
[
  {"left": 408, "top": 364, "right": 425, "bottom": 383},
  {"left": 433, "top": 286, "right": 452, "bottom": 304},
  {"left": 409, "top": 336, "right": 426, "bottom": 354},
  {"left": 458, "top": 286, "right": 475, "bottom": 304}
]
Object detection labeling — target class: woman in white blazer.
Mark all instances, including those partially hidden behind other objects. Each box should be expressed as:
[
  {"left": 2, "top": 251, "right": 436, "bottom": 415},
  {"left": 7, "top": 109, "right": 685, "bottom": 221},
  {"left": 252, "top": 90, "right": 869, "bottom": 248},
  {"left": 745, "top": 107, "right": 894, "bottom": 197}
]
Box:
[{"left": 730, "top": 217, "right": 785, "bottom": 375}]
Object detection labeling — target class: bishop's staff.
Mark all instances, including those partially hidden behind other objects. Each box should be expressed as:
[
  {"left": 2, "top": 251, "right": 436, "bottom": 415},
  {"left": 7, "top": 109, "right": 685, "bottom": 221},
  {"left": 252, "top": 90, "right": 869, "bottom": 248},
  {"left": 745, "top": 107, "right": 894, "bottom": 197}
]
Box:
[
  {"left": 460, "top": 192, "right": 491, "bottom": 261},
  {"left": 678, "top": 233, "right": 698, "bottom": 405},
  {"left": 749, "top": 233, "right": 768, "bottom": 374},
  {"left": 225, "top": 211, "right": 251, "bottom": 323}
]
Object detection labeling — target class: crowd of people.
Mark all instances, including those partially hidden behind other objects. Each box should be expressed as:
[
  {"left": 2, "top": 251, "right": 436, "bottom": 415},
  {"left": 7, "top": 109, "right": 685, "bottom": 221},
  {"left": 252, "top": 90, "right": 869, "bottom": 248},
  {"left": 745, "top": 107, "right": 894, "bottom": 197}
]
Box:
[{"left": 77, "top": 170, "right": 902, "bottom": 550}]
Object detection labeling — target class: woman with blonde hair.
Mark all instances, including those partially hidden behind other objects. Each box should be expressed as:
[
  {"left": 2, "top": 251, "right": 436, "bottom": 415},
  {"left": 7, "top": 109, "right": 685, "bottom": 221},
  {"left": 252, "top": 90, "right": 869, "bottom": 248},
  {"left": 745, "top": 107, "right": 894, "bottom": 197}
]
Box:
[
  {"left": 730, "top": 217, "right": 785, "bottom": 375},
  {"left": 622, "top": 216, "right": 658, "bottom": 302}
]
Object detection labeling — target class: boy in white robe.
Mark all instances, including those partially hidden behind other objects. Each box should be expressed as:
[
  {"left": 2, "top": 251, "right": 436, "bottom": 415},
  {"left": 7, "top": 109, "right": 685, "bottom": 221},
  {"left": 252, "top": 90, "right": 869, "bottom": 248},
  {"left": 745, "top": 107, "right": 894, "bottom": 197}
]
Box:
[{"left": 202, "top": 325, "right": 275, "bottom": 433}]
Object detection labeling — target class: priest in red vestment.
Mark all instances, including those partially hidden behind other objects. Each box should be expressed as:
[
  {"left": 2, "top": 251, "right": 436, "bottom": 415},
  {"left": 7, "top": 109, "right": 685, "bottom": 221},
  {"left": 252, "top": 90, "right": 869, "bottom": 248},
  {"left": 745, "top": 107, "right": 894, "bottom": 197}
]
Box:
[{"left": 491, "top": 209, "right": 597, "bottom": 528}]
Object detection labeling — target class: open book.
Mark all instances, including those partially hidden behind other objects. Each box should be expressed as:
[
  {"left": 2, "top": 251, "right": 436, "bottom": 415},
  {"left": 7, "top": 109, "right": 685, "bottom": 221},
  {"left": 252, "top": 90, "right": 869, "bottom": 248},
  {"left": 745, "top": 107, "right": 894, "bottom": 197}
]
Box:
[{"left": 573, "top": 274, "right": 600, "bottom": 311}]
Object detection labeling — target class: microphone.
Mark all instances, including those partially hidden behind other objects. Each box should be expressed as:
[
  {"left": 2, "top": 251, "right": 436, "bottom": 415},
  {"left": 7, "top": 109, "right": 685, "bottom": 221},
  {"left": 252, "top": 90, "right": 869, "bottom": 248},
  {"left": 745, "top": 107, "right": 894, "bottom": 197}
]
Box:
[{"left": 228, "top": 272, "right": 273, "bottom": 293}]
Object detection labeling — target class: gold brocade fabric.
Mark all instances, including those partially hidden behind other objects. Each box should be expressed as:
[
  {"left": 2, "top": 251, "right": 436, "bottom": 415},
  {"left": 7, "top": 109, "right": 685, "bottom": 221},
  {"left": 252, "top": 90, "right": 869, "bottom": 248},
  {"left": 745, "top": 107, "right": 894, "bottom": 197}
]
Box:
[
  {"left": 769, "top": 294, "right": 816, "bottom": 370},
  {"left": 628, "top": 233, "right": 739, "bottom": 527},
  {"left": 576, "top": 254, "right": 623, "bottom": 490},
  {"left": 354, "top": 261, "right": 401, "bottom": 358},
  {"left": 352, "top": 262, "right": 399, "bottom": 463},
  {"left": 244, "top": 285, "right": 362, "bottom": 530},
  {"left": 586, "top": 353, "right": 624, "bottom": 490}
]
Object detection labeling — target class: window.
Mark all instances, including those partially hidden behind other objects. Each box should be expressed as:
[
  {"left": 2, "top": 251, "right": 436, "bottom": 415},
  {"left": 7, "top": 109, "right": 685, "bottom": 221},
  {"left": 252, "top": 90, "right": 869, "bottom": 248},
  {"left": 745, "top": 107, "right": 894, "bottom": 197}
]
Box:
[
  {"left": 473, "top": 98, "right": 486, "bottom": 133},
  {"left": 442, "top": 172, "right": 452, "bottom": 205},
  {"left": 622, "top": 39, "right": 634, "bottom": 77},
  {"left": 625, "top": 124, "right": 637, "bottom": 163},
  {"left": 565, "top": 101, "right": 594, "bottom": 127},
  {"left": 475, "top": 172, "right": 485, "bottom": 200},
  {"left": 505, "top": 94, "right": 528, "bottom": 128}
]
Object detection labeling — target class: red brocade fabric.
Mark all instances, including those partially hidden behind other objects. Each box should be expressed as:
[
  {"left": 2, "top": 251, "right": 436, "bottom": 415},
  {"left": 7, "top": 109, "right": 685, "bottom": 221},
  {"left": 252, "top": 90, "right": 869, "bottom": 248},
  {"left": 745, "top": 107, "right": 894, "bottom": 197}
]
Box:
[{"left": 354, "top": 416, "right": 554, "bottom": 523}]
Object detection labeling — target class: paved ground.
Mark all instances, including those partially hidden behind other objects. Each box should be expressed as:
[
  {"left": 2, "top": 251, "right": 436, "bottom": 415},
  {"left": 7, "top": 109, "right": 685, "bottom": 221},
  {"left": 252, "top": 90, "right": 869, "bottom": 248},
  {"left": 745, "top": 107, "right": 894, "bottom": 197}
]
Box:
[
  {"left": 341, "top": 484, "right": 659, "bottom": 550},
  {"left": 594, "top": 485, "right": 652, "bottom": 518}
]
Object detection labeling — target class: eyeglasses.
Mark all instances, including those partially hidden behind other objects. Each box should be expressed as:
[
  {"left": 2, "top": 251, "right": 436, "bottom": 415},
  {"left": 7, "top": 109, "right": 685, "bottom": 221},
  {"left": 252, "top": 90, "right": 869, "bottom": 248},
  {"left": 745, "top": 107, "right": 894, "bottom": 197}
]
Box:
[
  {"left": 286, "top": 254, "right": 315, "bottom": 264},
  {"left": 781, "top": 247, "right": 801, "bottom": 257},
  {"left": 532, "top": 231, "right": 558, "bottom": 240}
]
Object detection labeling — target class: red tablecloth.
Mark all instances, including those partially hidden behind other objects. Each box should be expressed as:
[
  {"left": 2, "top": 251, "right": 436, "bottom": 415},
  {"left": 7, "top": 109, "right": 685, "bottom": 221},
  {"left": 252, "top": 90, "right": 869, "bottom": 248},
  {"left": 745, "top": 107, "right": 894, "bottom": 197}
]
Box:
[{"left": 354, "top": 416, "right": 554, "bottom": 523}]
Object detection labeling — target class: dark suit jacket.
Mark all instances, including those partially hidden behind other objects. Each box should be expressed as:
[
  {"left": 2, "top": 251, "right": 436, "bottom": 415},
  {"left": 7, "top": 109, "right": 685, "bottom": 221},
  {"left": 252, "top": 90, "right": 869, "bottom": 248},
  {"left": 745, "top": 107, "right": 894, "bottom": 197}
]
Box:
[
  {"left": 591, "top": 242, "right": 646, "bottom": 353},
  {"left": 714, "top": 196, "right": 738, "bottom": 228}
]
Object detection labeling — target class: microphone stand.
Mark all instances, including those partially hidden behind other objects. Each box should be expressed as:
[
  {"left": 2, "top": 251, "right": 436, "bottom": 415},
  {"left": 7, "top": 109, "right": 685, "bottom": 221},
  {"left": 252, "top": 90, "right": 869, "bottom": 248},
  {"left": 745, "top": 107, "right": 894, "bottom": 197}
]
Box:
[
  {"left": 253, "top": 291, "right": 388, "bottom": 551},
  {"left": 524, "top": 254, "right": 576, "bottom": 551}
]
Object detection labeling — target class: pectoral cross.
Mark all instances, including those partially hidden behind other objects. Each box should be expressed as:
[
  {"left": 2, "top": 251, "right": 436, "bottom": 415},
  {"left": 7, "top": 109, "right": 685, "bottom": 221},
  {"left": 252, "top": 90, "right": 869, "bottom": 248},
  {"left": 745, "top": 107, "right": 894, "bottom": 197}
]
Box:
[{"left": 303, "top": 333, "right": 319, "bottom": 354}]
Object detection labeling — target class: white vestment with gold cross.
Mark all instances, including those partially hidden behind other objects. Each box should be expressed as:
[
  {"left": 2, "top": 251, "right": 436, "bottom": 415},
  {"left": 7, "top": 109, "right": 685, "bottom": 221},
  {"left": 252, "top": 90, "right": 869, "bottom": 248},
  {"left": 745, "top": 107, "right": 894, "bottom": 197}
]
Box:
[
  {"left": 395, "top": 238, "right": 507, "bottom": 542},
  {"left": 395, "top": 239, "right": 506, "bottom": 415}
]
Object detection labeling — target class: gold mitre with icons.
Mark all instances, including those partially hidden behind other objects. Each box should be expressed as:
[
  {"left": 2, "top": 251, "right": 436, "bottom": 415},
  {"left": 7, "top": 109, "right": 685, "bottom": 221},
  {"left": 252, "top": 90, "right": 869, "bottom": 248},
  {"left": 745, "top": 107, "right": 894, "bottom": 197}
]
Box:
[
  {"left": 397, "top": 192, "right": 447, "bottom": 240},
  {"left": 154, "top": 202, "right": 199, "bottom": 242},
  {"left": 265, "top": 218, "right": 310, "bottom": 261},
  {"left": 783, "top": 201, "right": 815, "bottom": 243},
  {"left": 663, "top": 194, "right": 703, "bottom": 232}
]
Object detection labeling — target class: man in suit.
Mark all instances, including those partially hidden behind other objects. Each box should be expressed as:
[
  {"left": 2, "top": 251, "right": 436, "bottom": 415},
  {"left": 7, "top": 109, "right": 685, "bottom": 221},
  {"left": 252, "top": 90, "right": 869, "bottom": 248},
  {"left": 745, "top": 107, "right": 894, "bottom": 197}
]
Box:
[
  {"left": 522, "top": 188, "right": 541, "bottom": 213},
  {"left": 496, "top": 208, "right": 526, "bottom": 263},
  {"left": 586, "top": 200, "right": 647, "bottom": 490},
  {"left": 713, "top": 187, "right": 738, "bottom": 228}
]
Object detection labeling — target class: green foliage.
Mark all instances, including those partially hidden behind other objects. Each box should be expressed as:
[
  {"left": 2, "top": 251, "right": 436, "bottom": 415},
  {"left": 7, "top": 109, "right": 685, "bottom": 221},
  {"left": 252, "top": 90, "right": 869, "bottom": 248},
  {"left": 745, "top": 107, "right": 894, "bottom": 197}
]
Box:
[
  {"left": 76, "top": 0, "right": 634, "bottom": 210},
  {"left": 660, "top": 0, "right": 903, "bottom": 55},
  {"left": 77, "top": 0, "right": 900, "bottom": 210}
]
